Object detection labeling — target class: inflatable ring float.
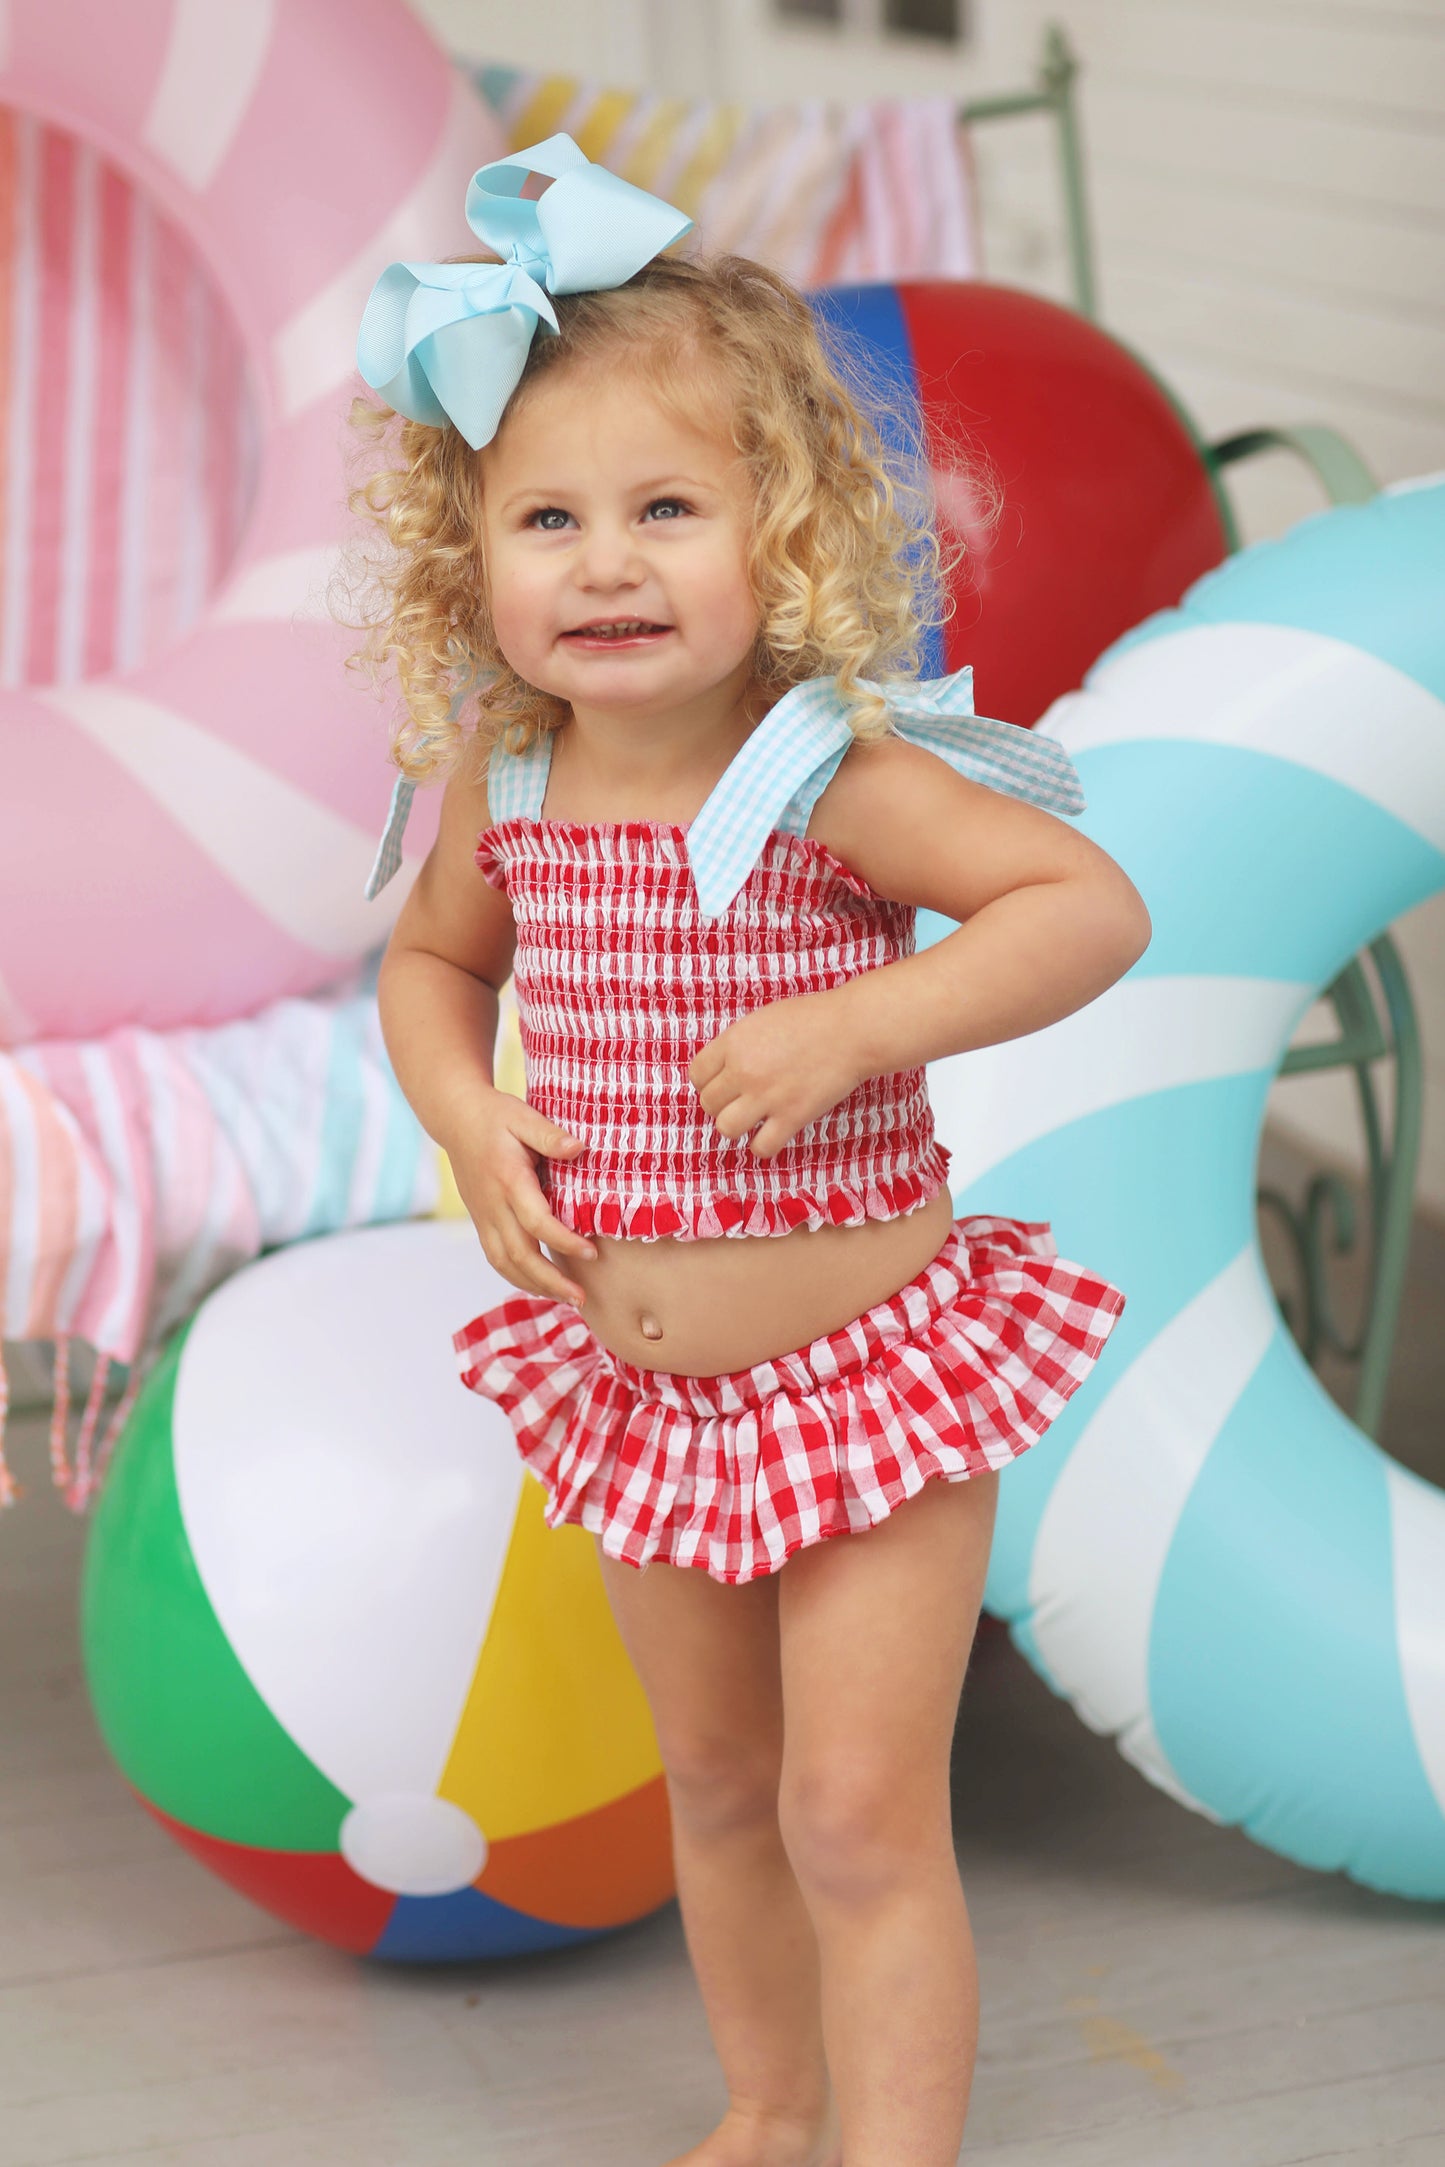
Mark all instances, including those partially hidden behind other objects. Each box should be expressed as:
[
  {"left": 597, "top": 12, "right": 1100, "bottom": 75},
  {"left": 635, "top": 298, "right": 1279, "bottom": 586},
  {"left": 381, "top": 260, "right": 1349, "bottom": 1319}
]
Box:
[
  {"left": 930, "top": 476, "right": 1445, "bottom": 1900},
  {"left": 0, "top": 0, "right": 497, "bottom": 1044}
]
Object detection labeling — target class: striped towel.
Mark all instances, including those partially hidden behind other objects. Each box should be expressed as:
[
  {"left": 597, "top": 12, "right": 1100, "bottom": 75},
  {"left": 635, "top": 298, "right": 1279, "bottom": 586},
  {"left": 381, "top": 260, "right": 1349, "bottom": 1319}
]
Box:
[
  {"left": 0, "top": 975, "right": 437, "bottom": 1512},
  {"left": 474, "top": 67, "right": 980, "bottom": 285}
]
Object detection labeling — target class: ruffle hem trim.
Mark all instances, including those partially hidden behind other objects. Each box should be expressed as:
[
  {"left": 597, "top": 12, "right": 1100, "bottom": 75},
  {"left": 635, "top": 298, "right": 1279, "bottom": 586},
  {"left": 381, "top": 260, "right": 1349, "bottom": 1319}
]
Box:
[
  {"left": 454, "top": 1215, "right": 1127, "bottom": 1586},
  {"left": 555, "top": 1148, "right": 952, "bottom": 1244}
]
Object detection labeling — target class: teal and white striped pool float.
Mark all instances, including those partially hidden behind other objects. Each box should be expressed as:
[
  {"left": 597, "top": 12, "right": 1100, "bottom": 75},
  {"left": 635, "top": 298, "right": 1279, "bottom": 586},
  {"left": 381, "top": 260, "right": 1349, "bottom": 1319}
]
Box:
[{"left": 925, "top": 475, "right": 1445, "bottom": 1901}]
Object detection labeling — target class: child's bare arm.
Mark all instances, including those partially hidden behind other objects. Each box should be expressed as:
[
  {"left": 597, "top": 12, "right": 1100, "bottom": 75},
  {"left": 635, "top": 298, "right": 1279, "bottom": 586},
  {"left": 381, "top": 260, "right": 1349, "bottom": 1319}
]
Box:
[
  {"left": 376, "top": 761, "right": 597, "bottom": 1306},
  {"left": 375, "top": 760, "right": 514, "bottom": 1139},
  {"left": 814, "top": 733, "right": 1152, "bottom": 1077},
  {"left": 690, "top": 734, "right": 1152, "bottom": 1159}
]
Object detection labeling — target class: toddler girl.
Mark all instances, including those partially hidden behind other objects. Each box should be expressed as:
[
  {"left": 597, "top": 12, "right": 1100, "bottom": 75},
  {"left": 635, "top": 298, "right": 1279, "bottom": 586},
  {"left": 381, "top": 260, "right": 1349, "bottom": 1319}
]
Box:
[{"left": 354, "top": 134, "right": 1146, "bottom": 2167}]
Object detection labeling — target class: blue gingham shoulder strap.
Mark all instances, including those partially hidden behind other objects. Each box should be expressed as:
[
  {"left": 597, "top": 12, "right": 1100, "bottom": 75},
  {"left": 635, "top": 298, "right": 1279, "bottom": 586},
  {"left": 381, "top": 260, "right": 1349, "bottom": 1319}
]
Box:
[
  {"left": 685, "top": 667, "right": 1086, "bottom": 920},
  {"left": 363, "top": 774, "right": 415, "bottom": 901},
  {"left": 363, "top": 674, "right": 1085, "bottom": 910},
  {"left": 484, "top": 733, "right": 551, "bottom": 822},
  {"left": 362, "top": 733, "right": 551, "bottom": 900}
]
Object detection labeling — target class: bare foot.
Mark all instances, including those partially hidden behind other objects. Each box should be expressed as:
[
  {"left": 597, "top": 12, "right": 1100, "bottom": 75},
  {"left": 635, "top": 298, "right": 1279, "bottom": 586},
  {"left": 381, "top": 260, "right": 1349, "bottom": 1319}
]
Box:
[{"left": 661, "top": 2095, "right": 843, "bottom": 2167}]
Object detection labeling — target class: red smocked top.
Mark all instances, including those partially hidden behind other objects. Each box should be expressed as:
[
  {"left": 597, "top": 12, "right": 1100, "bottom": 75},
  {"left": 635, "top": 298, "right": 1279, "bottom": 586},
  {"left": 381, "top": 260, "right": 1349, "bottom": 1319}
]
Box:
[
  {"left": 455, "top": 669, "right": 1085, "bottom": 1244},
  {"left": 475, "top": 816, "right": 951, "bottom": 1242}
]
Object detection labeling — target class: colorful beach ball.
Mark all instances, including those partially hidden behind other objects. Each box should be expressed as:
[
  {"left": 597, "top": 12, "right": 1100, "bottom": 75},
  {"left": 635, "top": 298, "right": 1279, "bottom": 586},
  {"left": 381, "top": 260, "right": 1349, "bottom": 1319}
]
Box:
[
  {"left": 81, "top": 1219, "right": 674, "bottom": 1961},
  {"left": 811, "top": 283, "right": 1232, "bottom": 725}
]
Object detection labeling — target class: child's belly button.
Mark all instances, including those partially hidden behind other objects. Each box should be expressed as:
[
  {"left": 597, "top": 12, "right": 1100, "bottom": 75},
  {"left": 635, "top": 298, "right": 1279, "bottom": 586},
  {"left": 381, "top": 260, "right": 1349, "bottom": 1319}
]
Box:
[{"left": 554, "top": 1187, "right": 955, "bottom": 1375}]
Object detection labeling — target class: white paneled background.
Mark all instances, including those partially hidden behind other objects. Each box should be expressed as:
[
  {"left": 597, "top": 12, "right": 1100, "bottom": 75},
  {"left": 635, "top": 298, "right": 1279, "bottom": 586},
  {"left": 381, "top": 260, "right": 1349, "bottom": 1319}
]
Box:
[{"left": 411, "top": 0, "right": 1445, "bottom": 1217}]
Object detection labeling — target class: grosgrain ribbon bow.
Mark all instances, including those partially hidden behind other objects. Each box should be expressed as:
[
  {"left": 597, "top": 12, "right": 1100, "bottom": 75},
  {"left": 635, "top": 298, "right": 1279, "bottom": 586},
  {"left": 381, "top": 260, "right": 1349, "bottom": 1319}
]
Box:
[{"left": 355, "top": 133, "right": 694, "bottom": 450}]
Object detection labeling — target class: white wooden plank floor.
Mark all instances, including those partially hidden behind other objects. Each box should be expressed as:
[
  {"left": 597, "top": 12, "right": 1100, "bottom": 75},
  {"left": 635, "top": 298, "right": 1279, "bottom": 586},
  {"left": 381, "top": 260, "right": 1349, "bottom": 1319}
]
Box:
[
  {"left": 3, "top": 1404, "right": 1443, "bottom": 2167},
  {"left": 3, "top": 1144, "right": 1443, "bottom": 2167}
]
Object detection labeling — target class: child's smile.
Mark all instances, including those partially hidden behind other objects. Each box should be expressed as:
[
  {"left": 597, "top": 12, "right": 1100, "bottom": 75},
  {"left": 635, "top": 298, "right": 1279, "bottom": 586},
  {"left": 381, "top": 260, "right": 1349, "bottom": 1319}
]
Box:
[{"left": 560, "top": 617, "right": 675, "bottom": 651}]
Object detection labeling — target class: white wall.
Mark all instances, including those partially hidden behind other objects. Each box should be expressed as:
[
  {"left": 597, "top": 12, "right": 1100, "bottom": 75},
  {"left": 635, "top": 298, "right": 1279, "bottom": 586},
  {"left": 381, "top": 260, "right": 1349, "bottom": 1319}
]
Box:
[{"left": 410, "top": 0, "right": 1445, "bottom": 1217}]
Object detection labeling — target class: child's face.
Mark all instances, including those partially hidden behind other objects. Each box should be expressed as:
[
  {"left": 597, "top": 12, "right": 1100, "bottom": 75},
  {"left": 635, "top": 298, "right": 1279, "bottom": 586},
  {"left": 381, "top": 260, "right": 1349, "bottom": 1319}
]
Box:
[{"left": 477, "top": 363, "right": 761, "bottom": 719}]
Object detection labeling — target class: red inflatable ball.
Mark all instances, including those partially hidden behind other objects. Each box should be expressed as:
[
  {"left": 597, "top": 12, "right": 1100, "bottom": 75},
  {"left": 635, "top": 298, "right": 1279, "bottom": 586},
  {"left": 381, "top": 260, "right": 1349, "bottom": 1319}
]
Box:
[{"left": 809, "top": 281, "right": 1232, "bottom": 725}]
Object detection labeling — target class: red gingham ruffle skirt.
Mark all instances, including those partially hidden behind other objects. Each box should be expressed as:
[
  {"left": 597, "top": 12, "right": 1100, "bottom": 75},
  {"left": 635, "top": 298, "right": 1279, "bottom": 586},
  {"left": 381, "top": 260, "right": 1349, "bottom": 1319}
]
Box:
[{"left": 453, "top": 1215, "right": 1126, "bottom": 1587}]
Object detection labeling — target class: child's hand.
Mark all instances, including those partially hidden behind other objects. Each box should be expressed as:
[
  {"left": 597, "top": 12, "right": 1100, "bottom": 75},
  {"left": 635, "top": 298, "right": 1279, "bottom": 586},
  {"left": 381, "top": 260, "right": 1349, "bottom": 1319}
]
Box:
[
  {"left": 688, "top": 990, "right": 867, "bottom": 1159},
  {"left": 445, "top": 1091, "right": 597, "bottom": 1307}
]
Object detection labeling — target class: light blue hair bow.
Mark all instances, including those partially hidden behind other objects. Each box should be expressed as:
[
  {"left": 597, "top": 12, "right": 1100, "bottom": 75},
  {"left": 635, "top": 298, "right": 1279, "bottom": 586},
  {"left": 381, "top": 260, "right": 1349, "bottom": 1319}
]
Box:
[{"left": 355, "top": 133, "right": 694, "bottom": 451}]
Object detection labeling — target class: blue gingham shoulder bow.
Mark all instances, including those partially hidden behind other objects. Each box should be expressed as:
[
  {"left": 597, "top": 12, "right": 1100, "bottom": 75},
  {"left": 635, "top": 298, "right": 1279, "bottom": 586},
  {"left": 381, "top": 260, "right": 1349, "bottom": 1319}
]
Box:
[
  {"left": 362, "top": 667, "right": 1086, "bottom": 909},
  {"left": 685, "top": 667, "right": 1087, "bottom": 918},
  {"left": 355, "top": 132, "right": 694, "bottom": 451}
]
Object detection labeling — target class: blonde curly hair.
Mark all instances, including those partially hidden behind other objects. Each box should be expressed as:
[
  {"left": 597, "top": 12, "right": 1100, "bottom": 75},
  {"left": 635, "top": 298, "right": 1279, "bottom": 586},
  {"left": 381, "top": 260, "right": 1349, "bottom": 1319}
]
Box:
[{"left": 342, "top": 247, "right": 990, "bottom": 787}]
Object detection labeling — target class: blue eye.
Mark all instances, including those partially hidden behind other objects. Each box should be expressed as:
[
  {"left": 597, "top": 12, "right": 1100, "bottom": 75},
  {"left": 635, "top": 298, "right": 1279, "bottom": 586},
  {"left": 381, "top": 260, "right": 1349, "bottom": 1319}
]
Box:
[{"left": 525, "top": 498, "right": 691, "bottom": 530}]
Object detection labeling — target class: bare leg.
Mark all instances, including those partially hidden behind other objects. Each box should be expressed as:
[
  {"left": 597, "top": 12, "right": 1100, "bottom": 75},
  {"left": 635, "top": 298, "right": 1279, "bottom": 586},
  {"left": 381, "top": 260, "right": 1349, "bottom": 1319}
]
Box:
[
  {"left": 776, "top": 1471, "right": 1000, "bottom": 2165},
  {"left": 593, "top": 1543, "right": 842, "bottom": 2167}
]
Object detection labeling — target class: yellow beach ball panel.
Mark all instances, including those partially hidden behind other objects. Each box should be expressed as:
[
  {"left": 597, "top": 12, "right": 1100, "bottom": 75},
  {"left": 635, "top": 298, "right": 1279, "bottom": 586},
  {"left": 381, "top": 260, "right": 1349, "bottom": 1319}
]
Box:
[{"left": 441, "top": 1453, "right": 672, "bottom": 1926}]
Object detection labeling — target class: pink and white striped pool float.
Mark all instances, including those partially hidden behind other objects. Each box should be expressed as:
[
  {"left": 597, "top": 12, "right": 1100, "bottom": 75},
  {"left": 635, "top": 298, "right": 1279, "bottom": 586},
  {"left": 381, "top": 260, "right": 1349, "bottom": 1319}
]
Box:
[{"left": 0, "top": 0, "right": 500, "bottom": 1045}]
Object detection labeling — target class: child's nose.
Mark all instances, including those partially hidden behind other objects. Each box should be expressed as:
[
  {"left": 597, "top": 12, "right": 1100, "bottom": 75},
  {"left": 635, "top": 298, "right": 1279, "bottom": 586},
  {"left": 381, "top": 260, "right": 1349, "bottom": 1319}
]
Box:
[{"left": 577, "top": 523, "right": 648, "bottom": 585}]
